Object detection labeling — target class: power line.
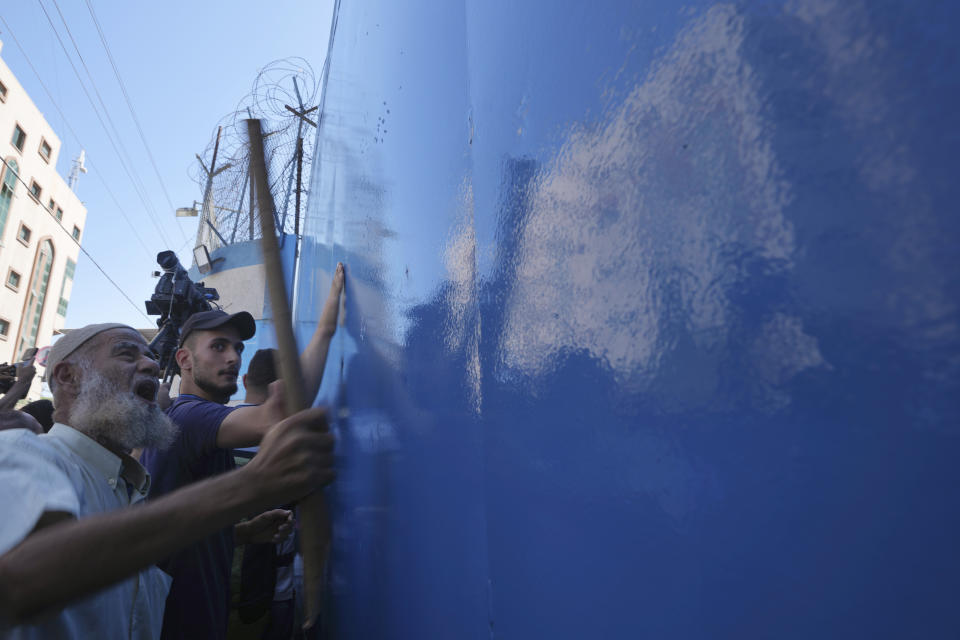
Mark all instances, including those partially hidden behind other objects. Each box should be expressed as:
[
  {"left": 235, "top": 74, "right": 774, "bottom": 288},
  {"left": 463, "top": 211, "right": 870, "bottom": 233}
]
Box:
[
  {"left": 81, "top": 0, "right": 189, "bottom": 245},
  {"left": 44, "top": 0, "right": 161, "bottom": 228},
  {"left": 32, "top": 0, "right": 174, "bottom": 247},
  {"left": 0, "top": 14, "right": 161, "bottom": 321},
  {"left": 0, "top": 14, "right": 157, "bottom": 256},
  {"left": 34, "top": 0, "right": 173, "bottom": 247},
  {"left": 91, "top": 170, "right": 154, "bottom": 255},
  {"left": 1, "top": 157, "right": 151, "bottom": 323},
  {"left": 10, "top": 6, "right": 154, "bottom": 257},
  {"left": 174, "top": 235, "right": 193, "bottom": 256}
]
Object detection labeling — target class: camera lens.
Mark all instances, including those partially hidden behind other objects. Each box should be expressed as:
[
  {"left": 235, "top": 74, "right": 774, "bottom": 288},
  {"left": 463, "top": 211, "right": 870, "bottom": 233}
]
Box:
[{"left": 157, "top": 251, "right": 179, "bottom": 271}]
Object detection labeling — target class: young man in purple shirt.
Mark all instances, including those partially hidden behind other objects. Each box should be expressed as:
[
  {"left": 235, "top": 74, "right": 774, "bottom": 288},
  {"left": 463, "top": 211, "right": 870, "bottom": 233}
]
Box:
[{"left": 141, "top": 264, "right": 344, "bottom": 640}]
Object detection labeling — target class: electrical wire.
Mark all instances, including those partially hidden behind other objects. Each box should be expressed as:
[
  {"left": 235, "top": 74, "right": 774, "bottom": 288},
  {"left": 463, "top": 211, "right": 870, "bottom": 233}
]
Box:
[
  {"left": 1, "top": 157, "right": 152, "bottom": 323},
  {"left": 34, "top": 0, "right": 172, "bottom": 248},
  {"left": 174, "top": 235, "right": 193, "bottom": 256},
  {"left": 80, "top": 0, "right": 189, "bottom": 245},
  {"left": 44, "top": 0, "right": 162, "bottom": 233},
  {"left": 32, "top": 0, "right": 174, "bottom": 247},
  {"left": 0, "top": 13, "right": 159, "bottom": 256}
]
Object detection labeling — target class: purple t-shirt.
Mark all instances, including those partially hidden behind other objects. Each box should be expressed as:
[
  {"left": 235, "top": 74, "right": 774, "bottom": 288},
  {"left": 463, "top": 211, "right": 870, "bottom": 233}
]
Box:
[{"left": 140, "top": 394, "right": 237, "bottom": 640}]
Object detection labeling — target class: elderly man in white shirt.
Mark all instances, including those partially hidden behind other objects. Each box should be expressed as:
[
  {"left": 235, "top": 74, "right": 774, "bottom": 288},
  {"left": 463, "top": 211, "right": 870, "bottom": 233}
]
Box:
[{"left": 0, "top": 323, "right": 336, "bottom": 638}]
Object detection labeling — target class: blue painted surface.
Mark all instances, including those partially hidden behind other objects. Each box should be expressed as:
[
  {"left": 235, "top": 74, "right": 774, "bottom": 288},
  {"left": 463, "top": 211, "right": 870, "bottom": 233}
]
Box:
[{"left": 293, "top": 1, "right": 960, "bottom": 637}]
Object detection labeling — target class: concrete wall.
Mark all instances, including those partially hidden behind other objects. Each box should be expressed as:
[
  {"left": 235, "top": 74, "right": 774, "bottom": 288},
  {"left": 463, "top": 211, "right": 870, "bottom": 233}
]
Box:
[
  {"left": 294, "top": 2, "right": 960, "bottom": 638},
  {"left": 0, "top": 40, "right": 87, "bottom": 394}
]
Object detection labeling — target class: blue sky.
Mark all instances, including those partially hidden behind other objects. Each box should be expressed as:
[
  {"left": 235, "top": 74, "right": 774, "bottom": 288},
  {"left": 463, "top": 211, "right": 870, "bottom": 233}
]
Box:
[{"left": 0, "top": 1, "right": 334, "bottom": 330}]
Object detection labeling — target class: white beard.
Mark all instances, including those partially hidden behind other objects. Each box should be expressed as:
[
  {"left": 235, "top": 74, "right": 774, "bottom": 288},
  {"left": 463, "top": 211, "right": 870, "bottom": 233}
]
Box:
[{"left": 70, "top": 363, "right": 179, "bottom": 451}]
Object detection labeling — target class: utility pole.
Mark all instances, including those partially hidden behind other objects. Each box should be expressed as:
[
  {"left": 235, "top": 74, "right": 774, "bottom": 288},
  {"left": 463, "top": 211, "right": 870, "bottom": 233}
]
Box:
[
  {"left": 248, "top": 166, "right": 256, "bottom": 241},
  {"left": 295, "top": 136, "right": 303, "bottom": 241},
  {"left": 283, "top": 76, "right": 318, "bottom": 241},
  {"left": 195, "top": 127, "right": 233, "bottom": 253}
]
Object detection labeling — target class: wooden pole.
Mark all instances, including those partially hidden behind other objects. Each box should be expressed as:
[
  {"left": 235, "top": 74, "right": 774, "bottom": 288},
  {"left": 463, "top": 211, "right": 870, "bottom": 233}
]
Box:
[{"left": 247, "top": 118, "right": 330, "bottom": 630}]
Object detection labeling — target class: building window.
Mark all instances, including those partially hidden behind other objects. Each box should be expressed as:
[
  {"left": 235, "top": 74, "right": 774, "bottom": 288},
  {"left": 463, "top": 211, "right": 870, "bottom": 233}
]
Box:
[
  {"left": 72, "top": 225, "right": 81, "bottom": 241},
  {"left": 0, "top": 158, "right": 17, "bottom": 241},
  {"left": 0, "top": 80, "right": 7, "bottom": 103},
  {"left": 55, "top": 206, "right": 63, "bottom": 221},
  {"left": 38, "top": 139, "right": 53, "bottom": 163},
  {"left": 16, "top": 239, "right": 54, "bottom": 357},
  {"left": 0, "top": 318, "right": 9, "bottom": 340},
  {"left": 47, "top": 198, "right": 56, "bottom": 212},
  {"left": 11, "top": 125, "right": 26, "bottom": 152},
  {"left": 29, "top": 180, "right": 42, "bottom": 202},
  {"left": 6, "top": 268, "right": 21, "bottom": 291},
  {"left": 17, "top": 223, "right": 31, "bottom": 246},
  {"left": 56, "top": 258, "right": 76, "bottom": 317}
]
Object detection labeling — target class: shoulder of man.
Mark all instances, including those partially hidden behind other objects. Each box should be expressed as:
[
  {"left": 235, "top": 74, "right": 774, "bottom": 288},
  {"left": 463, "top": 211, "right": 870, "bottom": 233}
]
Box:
[
  {"left": 165, "top": 394, "right": 237, "bottom": 422},
  {"left": 0, "top": 430, "right": 80, "bottom": 555},
  {"left": 157, "top": 394, "right": 238, "bottom": 457}
]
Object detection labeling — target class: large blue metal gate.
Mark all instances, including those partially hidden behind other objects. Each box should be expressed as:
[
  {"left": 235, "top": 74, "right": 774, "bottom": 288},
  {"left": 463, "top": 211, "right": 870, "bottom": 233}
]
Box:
[{"left": 292, "top": 1, "right": 960, "bottom": 637}]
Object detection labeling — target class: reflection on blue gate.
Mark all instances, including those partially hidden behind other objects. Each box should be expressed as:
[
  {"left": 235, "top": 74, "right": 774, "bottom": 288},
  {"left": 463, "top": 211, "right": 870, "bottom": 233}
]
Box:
[{"left": 294, "top": 1, "right": 960, "bottom": 638}]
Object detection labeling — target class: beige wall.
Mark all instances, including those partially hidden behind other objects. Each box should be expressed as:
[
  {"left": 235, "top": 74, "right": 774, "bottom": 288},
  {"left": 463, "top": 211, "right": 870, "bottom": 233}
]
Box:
[{"left": 0, "top": 41, "right": 87, "bottom": 398}]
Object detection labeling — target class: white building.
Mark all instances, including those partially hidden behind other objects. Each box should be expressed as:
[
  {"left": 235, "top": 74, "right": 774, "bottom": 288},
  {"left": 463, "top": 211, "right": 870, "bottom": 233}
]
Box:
[{"left": 0, "top": 40, "right": 87, "bottom": 398}]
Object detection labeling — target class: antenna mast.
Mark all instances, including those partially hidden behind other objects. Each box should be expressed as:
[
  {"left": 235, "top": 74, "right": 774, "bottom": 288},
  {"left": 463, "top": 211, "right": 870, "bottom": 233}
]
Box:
[{"left": 67, "top": 150, "right": 87, "bottom": 190}]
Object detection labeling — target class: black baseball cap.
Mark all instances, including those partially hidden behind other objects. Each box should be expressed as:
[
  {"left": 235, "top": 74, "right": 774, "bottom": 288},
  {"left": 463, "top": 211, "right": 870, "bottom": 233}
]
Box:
[{"left": 178, "top": 310, "right": 256, "bottom": 348}]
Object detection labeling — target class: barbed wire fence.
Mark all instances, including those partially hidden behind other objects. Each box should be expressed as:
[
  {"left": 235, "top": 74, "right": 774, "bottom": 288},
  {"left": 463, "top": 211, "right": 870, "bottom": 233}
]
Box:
[{"left": 188, "top": 57, "right": 319, "bottom": 250}]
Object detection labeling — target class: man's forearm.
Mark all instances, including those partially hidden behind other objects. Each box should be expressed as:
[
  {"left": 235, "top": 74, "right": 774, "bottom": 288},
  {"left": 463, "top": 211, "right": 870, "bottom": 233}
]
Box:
[
  {"left": 300, "top": 330, "right": 335, "bottom": 401},
  {"left": 0, "top": 379, "right": 31, "bottom": 410},
  {"left": 300, "top": 264, "right": 343, "bottom": 401},
  {"left": 217, "top": 402, "right": 283, "bottom": 448},
  {"left": 0, "top": 466, "right": 265, "bottom": 623}
]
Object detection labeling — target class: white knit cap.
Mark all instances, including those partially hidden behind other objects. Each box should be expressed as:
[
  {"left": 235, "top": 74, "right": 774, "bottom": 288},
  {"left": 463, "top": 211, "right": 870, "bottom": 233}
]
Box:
[{"left": 44, "top": 323, "right": 133, "bottom": 382}]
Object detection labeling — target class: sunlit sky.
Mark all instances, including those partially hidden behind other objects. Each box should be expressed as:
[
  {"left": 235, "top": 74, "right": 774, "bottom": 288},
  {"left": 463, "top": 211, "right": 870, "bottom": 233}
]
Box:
[{"left": 0, "top": 1, "right": 334, "bottom": 331}]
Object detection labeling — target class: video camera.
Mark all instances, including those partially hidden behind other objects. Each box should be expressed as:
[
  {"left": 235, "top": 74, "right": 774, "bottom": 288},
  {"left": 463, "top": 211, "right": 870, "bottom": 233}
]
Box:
[{"left": 145, "top": 250, "right": 219, "bottom": 380}]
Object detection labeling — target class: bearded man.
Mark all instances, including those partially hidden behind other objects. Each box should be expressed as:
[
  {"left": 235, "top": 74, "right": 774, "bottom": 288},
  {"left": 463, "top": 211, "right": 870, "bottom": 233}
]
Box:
[
  {"left": 0, "top": 323, "right": 335, "bottom": 638},
  {"left": 141, "top": 263, "right": 344, "bottom": 640}
]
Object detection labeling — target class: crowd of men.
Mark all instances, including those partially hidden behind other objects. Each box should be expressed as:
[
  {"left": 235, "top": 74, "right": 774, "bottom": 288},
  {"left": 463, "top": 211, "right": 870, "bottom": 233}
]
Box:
[{"left": 0, "top": 263, "right": 345, "bottom": 639}]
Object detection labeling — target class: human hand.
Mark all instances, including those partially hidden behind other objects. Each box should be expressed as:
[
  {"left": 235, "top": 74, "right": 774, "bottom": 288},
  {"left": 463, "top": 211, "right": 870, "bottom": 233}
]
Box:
[
  {"left": 243, "top": 407, "right": 335, "bottom": 507},
  {"left": 157, "top": 382, "right": 172, "bottom": 410},
  {"left": 15, "top": 363, "right": 36, "bottom": 383},
  {"left": 262, "top": 379, "right": 289, "bottom": 421},
  {"left": 236, "top": 508, "right": 294, "bottom": 544}
]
